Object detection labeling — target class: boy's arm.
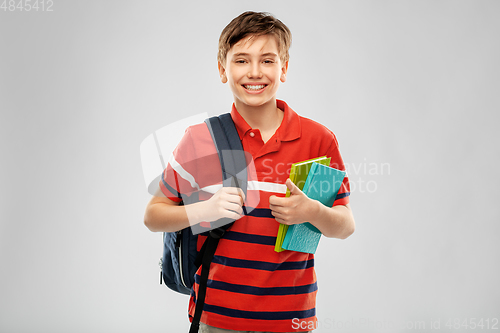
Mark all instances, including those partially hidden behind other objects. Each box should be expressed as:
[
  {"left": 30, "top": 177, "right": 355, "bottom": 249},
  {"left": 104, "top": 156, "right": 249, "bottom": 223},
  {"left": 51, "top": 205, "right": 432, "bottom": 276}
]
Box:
[
  {"left": 144, "top": 186, "right": 245, "bottom": 233},
  {"left": 269, "top": 179, "right": 355, "bottom": 239},
  {"left": 308, "top": 202, "right": 355, "bottom": 240}
]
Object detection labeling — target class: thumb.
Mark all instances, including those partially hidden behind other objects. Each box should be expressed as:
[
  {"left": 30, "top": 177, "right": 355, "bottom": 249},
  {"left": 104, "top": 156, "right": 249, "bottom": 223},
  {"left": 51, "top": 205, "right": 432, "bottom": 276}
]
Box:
[{"left": 286, "top": 178, "right": 301, "bottom": 195}]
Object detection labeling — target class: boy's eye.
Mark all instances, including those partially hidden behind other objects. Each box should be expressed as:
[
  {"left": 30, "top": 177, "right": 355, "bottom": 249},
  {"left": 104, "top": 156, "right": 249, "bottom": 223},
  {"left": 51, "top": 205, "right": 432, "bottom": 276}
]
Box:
[
  {"left": 235, "top": 60, "right": 247, "bottom": 63},
  {"left": 263, "top": 60, "right": 274, "bottom": 64}
]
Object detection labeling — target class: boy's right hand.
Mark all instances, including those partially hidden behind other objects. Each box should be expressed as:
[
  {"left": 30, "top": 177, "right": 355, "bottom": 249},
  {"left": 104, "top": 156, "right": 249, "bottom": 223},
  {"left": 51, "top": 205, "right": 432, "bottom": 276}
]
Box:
[{"left": 197, "top": 187, "right": 245, "bottom": 223}]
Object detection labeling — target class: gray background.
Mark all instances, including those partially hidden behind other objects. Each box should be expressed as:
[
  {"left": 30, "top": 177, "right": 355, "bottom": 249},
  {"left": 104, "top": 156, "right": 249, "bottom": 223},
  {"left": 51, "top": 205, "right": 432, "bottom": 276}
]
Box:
[{"left": 1, "top": 1, "right": 499, "bottom": 332}]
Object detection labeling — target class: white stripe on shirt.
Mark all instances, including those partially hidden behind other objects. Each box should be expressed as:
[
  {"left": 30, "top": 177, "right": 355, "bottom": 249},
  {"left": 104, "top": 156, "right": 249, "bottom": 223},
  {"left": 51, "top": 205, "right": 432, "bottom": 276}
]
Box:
[
  {"left": 199, "top": 180, "right": 286, "bottom": 194},
  {"left": 169, "top": 155, "right": 201, "bottom": 191}
]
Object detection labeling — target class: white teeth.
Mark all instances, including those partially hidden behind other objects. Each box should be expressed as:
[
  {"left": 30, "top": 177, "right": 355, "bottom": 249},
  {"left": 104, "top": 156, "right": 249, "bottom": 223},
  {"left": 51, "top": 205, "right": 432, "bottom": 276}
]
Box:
[{"left": 244, "top": 84, "right": 265, "bottom": 90}]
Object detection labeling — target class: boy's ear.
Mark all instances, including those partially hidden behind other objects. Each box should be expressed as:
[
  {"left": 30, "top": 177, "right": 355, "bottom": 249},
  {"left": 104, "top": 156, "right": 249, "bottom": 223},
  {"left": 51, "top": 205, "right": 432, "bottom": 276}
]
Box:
[
  {"left": 218, "top": 61, "right": 227, "bottom": 84},
  {"left": 280, "top": 60, "right": 289, "bottom": 83}
]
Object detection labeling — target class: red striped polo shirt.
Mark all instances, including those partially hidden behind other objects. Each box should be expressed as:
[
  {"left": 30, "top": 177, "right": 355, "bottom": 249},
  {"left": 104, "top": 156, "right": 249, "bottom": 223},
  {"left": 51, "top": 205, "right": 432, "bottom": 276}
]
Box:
[{"left": 159, "top": 99, "right": 350, "bottom": 332}]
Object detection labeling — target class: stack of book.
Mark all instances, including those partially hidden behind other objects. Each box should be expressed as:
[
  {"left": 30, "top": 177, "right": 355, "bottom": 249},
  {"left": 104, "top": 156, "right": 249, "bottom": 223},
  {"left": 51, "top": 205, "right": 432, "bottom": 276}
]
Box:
[{"left": 274, "top": 156, "right": 346, "bottom": 254}]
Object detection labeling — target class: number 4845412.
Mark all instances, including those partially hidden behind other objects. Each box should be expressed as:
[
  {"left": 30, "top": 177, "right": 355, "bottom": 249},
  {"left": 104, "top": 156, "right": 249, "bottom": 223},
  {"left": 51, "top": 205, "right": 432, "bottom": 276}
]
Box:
[
  {"left": 1, "top": 0, "right": 54, "bottom": 11},
  {"left": 446, "top": 318, "right": 499, "bottom": 330}
]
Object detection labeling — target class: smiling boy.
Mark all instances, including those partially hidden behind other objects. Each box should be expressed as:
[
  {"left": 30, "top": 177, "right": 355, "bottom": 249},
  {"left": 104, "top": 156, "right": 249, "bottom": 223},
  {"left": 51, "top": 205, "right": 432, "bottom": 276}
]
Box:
[
  {"left": 144, "top": 11, "right": 355, "bottom": 333},
  {"left": 218, "top": 33, "right": 287, "bottom": 144}
]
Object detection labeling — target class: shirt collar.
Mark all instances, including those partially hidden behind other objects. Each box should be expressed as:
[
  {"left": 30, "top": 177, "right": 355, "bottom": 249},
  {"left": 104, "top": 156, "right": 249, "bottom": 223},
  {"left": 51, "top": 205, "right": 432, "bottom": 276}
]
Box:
[{"left": 230, "top": 99, "right": 301, "bottom": 142}]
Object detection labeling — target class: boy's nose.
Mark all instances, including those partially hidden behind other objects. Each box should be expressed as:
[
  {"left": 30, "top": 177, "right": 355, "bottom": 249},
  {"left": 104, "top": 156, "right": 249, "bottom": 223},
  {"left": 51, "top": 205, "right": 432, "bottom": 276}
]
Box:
[{"left": 247, "top": 64, "right": 263, "bottom": 78}]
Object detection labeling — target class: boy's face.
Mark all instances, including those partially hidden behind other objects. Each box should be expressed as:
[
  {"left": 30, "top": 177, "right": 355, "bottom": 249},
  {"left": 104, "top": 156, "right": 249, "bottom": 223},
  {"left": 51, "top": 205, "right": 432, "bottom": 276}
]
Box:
[{"left": 218, "top": 34, "right": 288, "bottom": 110}]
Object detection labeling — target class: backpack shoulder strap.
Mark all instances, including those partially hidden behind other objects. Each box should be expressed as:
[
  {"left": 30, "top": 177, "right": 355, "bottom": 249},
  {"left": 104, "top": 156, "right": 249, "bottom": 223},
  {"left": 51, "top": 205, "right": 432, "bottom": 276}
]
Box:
[
  {"left": 204, "top": 113, "right": 247, "bottom": 193},
  {"left": 189, "top": 113, "right": 246, "bottom": 333}
]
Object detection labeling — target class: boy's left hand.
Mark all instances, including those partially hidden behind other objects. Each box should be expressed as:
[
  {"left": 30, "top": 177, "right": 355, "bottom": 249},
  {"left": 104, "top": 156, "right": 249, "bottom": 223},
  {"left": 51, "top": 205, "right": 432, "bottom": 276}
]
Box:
[{"left": 269, "top": 179, "right": 316, "bottom": 225}]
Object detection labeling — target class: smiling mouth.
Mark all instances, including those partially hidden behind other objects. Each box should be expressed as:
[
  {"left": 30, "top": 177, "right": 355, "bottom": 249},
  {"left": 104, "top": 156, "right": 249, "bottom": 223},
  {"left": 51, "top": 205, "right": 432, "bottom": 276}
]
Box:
[{"left": 243, "top": 84, "right": 267, "bottom": 91}]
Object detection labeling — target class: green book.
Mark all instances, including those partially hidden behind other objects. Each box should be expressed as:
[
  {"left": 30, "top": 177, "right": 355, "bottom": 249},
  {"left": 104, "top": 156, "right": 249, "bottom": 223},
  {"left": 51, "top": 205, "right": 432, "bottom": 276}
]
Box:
[
  {"left": 282, "top": 162, "right": 346, "bottom": 254},
  {"left": 274, "top": 156, "right": 331, "bottom": 252}
]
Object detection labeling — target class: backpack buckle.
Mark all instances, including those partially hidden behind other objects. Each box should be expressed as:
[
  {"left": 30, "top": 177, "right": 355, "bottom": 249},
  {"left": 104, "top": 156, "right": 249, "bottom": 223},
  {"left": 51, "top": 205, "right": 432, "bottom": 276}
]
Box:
[{"left": 209, "top": 228, "right": 225, "bottom": 239}]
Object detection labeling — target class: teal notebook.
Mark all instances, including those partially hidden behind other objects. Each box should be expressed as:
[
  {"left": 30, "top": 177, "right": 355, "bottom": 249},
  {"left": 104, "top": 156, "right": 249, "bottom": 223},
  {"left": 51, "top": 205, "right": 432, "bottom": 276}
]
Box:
[{"left": 282, "top": 162, "right": 346, "bottom": 254}]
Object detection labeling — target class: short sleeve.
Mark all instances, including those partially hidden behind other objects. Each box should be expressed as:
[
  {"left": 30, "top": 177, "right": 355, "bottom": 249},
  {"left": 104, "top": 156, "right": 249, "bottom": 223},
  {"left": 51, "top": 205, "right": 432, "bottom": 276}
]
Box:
[
  {"left": 159, "top": 123, "right": 221, "bottom": 203},
  {"left": 325, "top": 134, "right": 350, "bottom": 206}
]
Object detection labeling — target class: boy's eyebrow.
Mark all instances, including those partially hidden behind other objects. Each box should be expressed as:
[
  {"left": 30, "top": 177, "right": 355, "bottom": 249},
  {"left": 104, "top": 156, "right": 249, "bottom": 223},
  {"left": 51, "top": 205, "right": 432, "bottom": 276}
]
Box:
[{"left": 232, "top": 52, "right": 278, "bottom": 58}]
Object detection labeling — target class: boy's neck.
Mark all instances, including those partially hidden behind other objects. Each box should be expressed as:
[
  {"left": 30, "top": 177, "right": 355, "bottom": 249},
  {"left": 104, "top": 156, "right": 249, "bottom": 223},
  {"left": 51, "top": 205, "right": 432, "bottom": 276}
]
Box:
[{"left": 234, "top": 98, "right": 284, "bottom": 138}]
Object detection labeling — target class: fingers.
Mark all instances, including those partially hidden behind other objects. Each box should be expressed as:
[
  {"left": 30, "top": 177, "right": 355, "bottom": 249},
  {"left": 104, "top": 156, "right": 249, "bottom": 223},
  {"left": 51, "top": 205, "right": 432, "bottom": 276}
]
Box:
[
  {"left": 270, "top": 206, "right": 283, "bottom": 218},
  {"left": 220, "top": 187, "right": 246, "bottom": 205},
  {"left": 270, "top": 210, "right": 291, "bottom": 225},
  {"left": 211, "top": 187, "right": 246, "bottom": 221},
  {"left": 269, "top": 201, "right": 281, "bottom": 213},
  {"left": 235, "top": 187, "right": 246, "bottom": 204},
  {"left": 269, "top": 195, "right": 292, "bottom": 208},
  {"left": 223, "top": 201, "right": 244, "bottom": 215},
  {"left": 269, "top": 195, "right": 284, "bottom": 207},
  {"left": 286, "top": 178, "right": 303, "bottom": 196},
  {"left": 269, "top": 194, "right": 301, "bottom": 225},
  {"left": 285, "top": 178, "right": 295, "bottom": 192},
  {"left": 221, "top": 209, "right": 243, "bottom": 221},
  {"left": 217, "top": 197, "right": 243, "bottom": 220}
]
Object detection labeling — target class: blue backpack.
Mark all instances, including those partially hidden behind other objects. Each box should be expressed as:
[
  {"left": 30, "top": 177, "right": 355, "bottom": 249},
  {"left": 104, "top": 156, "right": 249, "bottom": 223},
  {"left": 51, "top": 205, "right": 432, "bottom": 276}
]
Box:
[{"left": 159, "top": 113, "right": 247, "bottom": 333}]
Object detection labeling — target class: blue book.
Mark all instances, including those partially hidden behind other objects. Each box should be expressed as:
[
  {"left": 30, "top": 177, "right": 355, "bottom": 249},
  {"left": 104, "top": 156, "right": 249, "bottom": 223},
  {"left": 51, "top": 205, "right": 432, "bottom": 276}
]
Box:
[{"left": 282, "top": 162, "right": 346, "bottom": 254}]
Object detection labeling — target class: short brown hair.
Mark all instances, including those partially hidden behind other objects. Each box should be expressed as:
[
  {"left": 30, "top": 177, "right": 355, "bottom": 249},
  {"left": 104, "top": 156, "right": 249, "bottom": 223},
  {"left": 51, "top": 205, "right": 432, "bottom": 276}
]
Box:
[{"left": 218, "top": 11, "right": 292, "bottom": 66}]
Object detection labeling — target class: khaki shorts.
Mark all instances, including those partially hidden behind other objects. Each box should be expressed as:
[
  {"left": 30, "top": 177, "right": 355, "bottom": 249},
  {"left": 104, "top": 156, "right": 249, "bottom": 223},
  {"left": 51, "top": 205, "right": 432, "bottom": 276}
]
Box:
[{"left": 199, "top": 322, "right": 312, "bottom": 333}]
